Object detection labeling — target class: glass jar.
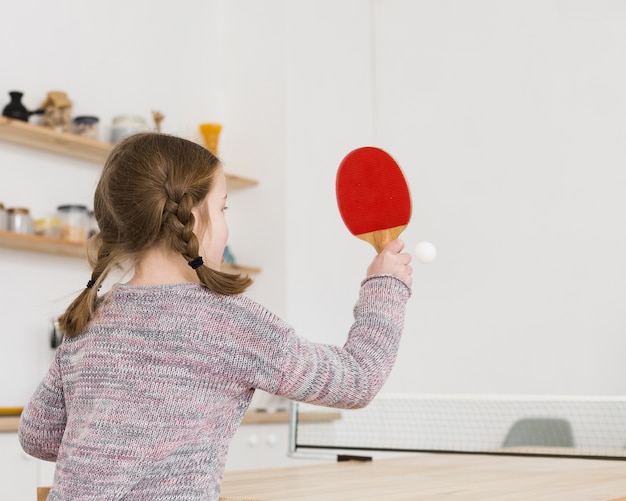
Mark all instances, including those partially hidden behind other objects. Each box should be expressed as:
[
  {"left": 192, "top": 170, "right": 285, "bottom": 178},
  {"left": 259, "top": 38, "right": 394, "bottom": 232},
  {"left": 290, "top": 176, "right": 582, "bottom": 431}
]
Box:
[
  {"left": 110, "top": 115, "right": 148, "bottom": 143},
  {"left": 57, "top": 204, "right": 89, "bottom": 242},
  {"left": 7, "top": 207, "right": 34, "bottom": 234},
  {"left": 34, "top": 217, "right": 64, "bottom": 238},
  {"left": 73, "top": 115, "right": 100, "bottom": 140},
  {"left": 0, "top": 202, "right": 7, "bottom": 231},
  {"left": 87, "top": 209, "right": 99, "bottom": 239}
]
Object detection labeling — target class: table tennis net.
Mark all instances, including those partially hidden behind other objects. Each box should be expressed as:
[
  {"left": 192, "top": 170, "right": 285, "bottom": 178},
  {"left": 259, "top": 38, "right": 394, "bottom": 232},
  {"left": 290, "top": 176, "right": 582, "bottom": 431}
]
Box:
[{"left": 289, "top": 394, "right": 626, "bottom": 460}]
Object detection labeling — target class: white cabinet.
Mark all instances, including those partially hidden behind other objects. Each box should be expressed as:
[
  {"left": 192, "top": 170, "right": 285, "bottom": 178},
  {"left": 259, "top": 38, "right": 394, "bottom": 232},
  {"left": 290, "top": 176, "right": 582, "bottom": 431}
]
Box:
[
  {"left": 0, "top": 433, "right": 38, "bottom": 501},
  {"left": 225, "top": 422, "right": 327, "bottom": 472},
  {"left": 226, "top": 423, "right": 290, "bottom": 471},
  {"left": 38, "top": 460, "right": 56, "bottom": 491},
  {"left": 0, "top": 426, "right": 56, "bottom": 499}
]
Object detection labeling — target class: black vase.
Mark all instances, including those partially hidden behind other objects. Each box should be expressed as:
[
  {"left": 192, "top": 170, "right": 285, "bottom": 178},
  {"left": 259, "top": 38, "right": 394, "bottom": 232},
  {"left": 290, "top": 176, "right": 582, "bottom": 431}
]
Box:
[{"left": 2, "top": 91, "right": 40, "bottom": 121}]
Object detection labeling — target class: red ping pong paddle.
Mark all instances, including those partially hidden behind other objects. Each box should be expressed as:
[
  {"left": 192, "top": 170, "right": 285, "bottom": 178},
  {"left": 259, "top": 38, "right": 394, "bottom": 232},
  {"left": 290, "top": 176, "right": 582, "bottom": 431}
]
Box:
[{"left": 336, "top": 146, "right": 412, "bottom": 254}]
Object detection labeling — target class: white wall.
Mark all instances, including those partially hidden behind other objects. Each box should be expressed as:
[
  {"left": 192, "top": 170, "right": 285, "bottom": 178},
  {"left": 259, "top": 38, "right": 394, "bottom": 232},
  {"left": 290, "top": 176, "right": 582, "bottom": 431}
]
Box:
[
  {"left": 283, "top": 1, "right": 378, "bottom": 346},
  {"left": 282, "top": 0, "right": 626, "bottom": 397},
  {"left": 372, "top": 0, "right": 626, "bottom": 395},
  {"left": 1, "top": 0, "right": 625, "bottom": 409}
]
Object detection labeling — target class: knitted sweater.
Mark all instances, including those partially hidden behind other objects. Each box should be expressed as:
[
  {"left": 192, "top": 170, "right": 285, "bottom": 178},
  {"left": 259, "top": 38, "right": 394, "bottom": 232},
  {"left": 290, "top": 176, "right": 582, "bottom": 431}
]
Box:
[{"left": 19, "top": 275, "right": 410, "bottom": 500}]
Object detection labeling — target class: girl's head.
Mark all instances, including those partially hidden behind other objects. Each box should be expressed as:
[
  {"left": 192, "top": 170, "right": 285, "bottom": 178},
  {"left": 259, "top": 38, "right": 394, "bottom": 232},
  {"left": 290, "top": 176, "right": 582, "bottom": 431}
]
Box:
[{"left": 59, "top": 132, "right": 252, "bottom": 337}]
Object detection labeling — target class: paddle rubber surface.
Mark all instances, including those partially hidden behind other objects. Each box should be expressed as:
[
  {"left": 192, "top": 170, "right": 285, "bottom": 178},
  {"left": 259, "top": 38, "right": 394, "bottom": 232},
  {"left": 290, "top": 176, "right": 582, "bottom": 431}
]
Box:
[{"left": 336, "top": 146, "right": 411, "bottom": 236}]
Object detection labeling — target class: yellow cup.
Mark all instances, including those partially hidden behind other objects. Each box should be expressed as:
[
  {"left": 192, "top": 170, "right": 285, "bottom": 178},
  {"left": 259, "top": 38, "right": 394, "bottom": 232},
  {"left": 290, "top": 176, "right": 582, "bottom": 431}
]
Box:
[{"left": 199, "top": 123, "right": 222, "bottom": 154}]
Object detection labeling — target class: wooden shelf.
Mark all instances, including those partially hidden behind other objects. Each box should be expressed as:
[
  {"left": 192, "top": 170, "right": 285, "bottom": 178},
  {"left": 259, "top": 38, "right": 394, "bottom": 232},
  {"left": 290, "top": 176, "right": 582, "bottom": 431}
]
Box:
[
  {"left": 225, "top": 173, "right": 258, "bottom": 191},
  {"left": 0, "top": 410, "right": 339, "bottom": 432},
  {"left": 0, "top": 115, "right": 110, "bottom": 163},
  {"left": 0, "top": 231, "right": 260, "bottom": 274},
  {"left": 0, "top": 230, "right": 84, "bottom": 258},
  {"left": 241, "top": 410, "right": 341, "bottom": 425},
  {"left": 222, "top": 263, "right": 261, "bottom": 275},
  {"left": 0, "top": 116, "right": 258, "bottom": 190},
  {"left": 0, "top": 416, "right": 20, "bottom": 432}
]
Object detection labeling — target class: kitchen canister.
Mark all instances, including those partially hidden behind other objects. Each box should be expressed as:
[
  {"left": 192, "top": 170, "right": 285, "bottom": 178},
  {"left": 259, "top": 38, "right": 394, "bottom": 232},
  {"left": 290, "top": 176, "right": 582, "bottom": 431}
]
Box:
[
  {"left": 57, "top": 204, "right": 89, "bottom": 242},
  {"left": 73, "top": 115, "right": 100, "bottom": 140},
  {"left": 110, "top": 115, "right": 148, "bottom": 143},
  {"left": 7, "top": 207, "right": 34, "bottom": 234},
  {"left": 0, "top": 202, "right": 7, "bottom": 231}
]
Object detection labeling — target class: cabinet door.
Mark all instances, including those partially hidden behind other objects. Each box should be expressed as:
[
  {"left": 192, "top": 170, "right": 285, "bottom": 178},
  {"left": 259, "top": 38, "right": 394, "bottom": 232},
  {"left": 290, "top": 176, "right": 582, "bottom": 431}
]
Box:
[
  {"left": 37, "top": 458, "right": 56, "bottom": 488},
  {"left": 0, "top": 433, "right": 38, "bottom": 501},
  {"left": 225, "top": 423, "right": 325, "bottom": 471},
  {"left": 225, "top": 423, "right": 291, "bottom": 471}
]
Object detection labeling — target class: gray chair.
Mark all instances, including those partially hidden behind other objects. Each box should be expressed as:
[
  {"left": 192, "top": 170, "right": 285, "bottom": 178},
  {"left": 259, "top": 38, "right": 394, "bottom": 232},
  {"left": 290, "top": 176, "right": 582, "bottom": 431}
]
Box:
[{"left": 502, "top": 417, "right": 575, "bottom": 448}]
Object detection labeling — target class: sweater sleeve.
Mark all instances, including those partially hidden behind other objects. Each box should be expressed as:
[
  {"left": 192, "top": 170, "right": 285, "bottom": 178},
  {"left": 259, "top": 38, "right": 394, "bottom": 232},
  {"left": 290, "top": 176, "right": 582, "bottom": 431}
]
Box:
[
  {"left": 18, "top": 347, "right": 67, "bottom": 461},
  {"left": 249, "top": 274, "right": 411, "bottom": 409}
]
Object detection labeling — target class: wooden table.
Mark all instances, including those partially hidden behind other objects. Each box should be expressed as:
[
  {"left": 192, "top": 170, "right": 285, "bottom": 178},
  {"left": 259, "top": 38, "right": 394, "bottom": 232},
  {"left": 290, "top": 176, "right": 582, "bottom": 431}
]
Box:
[{"left": 219, "top": 453, "right": 626, "bottom": 500}]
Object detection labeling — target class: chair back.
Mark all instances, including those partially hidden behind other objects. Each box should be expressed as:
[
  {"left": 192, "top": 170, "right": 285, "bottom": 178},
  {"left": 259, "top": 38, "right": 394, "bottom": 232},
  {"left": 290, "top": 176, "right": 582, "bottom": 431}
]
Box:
[{"left": 503, "top": 417, "right": 575, "bottom": 447}]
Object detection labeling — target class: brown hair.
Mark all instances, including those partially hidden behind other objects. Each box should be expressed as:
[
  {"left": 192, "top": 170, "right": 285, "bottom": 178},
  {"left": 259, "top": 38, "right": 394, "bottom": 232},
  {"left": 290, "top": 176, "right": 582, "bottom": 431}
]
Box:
[{"left": 58, "top": 132, "right": 252, "bottom": 338}]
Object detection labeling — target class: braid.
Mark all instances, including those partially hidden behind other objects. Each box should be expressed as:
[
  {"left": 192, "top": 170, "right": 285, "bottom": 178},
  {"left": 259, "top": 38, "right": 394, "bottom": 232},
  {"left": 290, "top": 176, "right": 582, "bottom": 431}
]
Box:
[
  {"left": 162, "top": 191, "right": 200, "bottom": 259},
  {"left": 177, "top": 193, "right": 200, "bottom": 261},
  {"left": 164, "top": 190, "right": 252, "bottom": 294}
]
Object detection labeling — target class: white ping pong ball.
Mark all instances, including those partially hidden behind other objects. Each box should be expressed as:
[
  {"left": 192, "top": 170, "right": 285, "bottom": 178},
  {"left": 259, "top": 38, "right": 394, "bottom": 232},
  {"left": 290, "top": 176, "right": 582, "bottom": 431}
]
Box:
[{"left": 415, "top": 241, "right": 437, "bottom": 263}]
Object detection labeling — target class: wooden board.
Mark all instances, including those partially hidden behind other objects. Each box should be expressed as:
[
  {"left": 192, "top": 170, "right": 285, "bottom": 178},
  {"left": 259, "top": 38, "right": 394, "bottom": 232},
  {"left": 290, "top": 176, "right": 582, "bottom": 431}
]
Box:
[
  {"left": 0, "top": 410, "right": 336, "bottom": 432},
  {"left": 220, "top": 453, "right": 626, "bottom": 500},
  {"left": 37, "top": 486, "right": 264, "bottom": 501},
  {"left": 32, "top": 449, "right": 626, "bottom": 499},
  {"left": 0, "top": 416, "right": 21, "bottom": 432},
  {"left": 241, "top": 410, "right": 340, "bottom": 425}
]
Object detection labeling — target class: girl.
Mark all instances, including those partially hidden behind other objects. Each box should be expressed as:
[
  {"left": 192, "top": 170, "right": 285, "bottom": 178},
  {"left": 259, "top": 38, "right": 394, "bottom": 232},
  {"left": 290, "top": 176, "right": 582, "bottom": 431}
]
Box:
[{"left": 19, "top": 133, "right": 412, "bottom": 500}]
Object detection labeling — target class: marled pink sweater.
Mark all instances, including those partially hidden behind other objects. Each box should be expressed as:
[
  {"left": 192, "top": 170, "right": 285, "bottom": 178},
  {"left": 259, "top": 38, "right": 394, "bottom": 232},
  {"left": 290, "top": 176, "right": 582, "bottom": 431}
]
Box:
[{"left": 19, "top": 275, "right": 410, "bottom": 500}]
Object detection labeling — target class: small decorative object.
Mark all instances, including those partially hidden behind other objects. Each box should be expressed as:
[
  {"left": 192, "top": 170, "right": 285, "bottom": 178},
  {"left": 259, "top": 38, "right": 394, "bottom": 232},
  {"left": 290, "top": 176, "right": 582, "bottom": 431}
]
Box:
[
  {"left": 49, "top": 318, "right": 64, "bottom": 349},
  {"left": 87, "top": 209, "right": 98, "bottom": 239},
  {"left": 152, "top": 110, "right": 165, "bottom": 132},
  {"left": 110, "top": 115, "right": 148, "bottom": 143},
  {"left": 199, "top": 122, "right": 222, "bottom": 154},
  {"left": 72, "top": 116, "right": 99, "bottom": 140},
  {"left": 40, "top": 91, "right": 73, "bottom": 132},
  {"left": 222, "top": 245, "right": 236, "bottom": 265},
  {"left": 2, "top": 91, "right": 44, "bottom": 122},
  {"left": 0, "top": 202, "right": 7, "bottom": 231}
]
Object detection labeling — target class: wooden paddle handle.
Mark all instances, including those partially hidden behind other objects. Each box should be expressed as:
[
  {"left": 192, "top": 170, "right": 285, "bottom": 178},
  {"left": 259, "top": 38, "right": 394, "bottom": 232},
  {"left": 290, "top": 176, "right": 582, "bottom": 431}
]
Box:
[{"left": 357, "top": 225, "right": 407, "bottom": 254}]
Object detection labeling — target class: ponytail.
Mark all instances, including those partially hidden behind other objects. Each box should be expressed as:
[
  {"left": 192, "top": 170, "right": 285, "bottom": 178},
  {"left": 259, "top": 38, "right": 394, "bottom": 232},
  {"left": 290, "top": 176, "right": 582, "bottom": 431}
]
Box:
[
  {"left": 57, "top": 285, "right": 99, "bottom": 338},
  {"left": 58, "top": 235, "right": 115, "bottom": 338}
]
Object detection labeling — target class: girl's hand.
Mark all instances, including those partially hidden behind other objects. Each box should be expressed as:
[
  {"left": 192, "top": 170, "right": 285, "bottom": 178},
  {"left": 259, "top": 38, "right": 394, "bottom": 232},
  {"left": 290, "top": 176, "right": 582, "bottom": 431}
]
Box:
[{"left": 366, "top": 239, "right": 413, "bottom": 287}]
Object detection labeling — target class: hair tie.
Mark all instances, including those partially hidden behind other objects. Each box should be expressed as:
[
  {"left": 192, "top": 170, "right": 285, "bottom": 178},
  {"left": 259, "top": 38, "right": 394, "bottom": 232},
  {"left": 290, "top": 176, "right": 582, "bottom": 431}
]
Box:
[
  {"left": 188, "top": 256, "right": 204, "bottom": 270},
  {"left": 86, "top": 279, "right": 96, "bottom": 289}
]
